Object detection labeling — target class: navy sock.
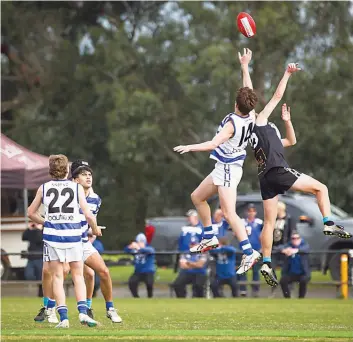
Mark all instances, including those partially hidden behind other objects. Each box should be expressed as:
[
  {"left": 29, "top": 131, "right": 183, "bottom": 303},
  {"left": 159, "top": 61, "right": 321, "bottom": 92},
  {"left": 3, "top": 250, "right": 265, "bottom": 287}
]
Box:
[
  {"left": 57, "top": 305, "right": 68, "bottom": 322},
  {"left": 239, "top": 239, "right": 253, "bottom": 256},
  {"left": 203, "top": 225, "right": 214, "bottom": 240},
  {"left": 47, "top": 298, "right": 56, "bottom": 309},
  {"left": 77, "top": 301, "right": 88, "bottom": 314},
  {"left": 323, "top": 216, "right": 334, "bottom": 226},
  {"left": 106, "top": 301, "right": 114, "bottom": 311}
]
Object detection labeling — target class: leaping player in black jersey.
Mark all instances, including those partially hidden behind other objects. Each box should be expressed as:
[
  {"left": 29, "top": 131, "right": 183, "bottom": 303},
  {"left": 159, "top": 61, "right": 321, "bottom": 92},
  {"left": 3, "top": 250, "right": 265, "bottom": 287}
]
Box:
[{"left": 249, "top": 64, "right": 352, "bottom": 287}]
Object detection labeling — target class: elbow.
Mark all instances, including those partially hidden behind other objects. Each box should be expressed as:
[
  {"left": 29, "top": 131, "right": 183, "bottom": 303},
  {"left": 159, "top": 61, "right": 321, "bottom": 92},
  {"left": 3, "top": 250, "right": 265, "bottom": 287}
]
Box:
[
  {"left": 210, "top": 141, "right": 218, "bottom": 150},
  {"left": 290, "top": 139, "right": 297, "bottom": 146},
  {"left": 27, "top": 208, "right": 34, "bottom": 218}
]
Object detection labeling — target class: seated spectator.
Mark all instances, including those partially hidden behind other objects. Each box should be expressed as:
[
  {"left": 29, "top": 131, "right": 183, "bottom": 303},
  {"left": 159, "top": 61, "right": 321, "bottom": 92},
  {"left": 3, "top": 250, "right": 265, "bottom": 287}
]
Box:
[
  {"left": 22, "top": 222, "right": 44, "bottom": 297},
  {"left": 172, "top": 238, "right": 207, "bottom": 298},
  {"left": 178, "top": 209, "right": 203, "bottom": 252},
  {"left": 209, "top": 237, "right": 238, "bottom": 298},
  {"left": 212, "top": 208, "right": 230, "bottom": 238},
  {"left": 239, "top": 204, "right": 263, "bottom": 297},
  {"left": 124, "top": 233, "right": 156, "bottom": 298},
  {"left": 279, "top": 231, "right": 311, "bottom": 299}
]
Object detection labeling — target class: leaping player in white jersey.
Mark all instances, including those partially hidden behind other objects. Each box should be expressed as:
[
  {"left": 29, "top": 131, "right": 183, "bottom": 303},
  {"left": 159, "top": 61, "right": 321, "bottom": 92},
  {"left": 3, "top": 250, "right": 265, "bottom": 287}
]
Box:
[
  {"left": 28, "top": 154, "right": 100, "bottom": 328},
  {"left": 174, "top": 48, "right": 261, "bottom": 274}
]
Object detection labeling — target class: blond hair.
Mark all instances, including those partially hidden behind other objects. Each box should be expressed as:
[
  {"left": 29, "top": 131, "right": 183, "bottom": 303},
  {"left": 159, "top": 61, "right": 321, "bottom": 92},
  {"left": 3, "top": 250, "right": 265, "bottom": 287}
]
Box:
[{"left": 49, "top": 154, "right": 69, "bottom": 179}]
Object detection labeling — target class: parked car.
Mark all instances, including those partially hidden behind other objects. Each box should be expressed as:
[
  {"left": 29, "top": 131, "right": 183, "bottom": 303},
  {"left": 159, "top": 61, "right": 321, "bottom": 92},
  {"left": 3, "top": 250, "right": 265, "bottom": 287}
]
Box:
[
  {"left": 147, "top": 192, "right": 353, "bottom": 280},
  {"left": 234, "top": 192, "right": 353, "bottom": 281}
]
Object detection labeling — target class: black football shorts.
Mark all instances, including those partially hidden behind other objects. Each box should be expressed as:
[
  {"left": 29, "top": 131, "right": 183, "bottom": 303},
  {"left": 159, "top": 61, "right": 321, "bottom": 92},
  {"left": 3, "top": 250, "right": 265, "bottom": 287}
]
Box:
[{"left": 259, "top": 167, "right": 301, "bottom": 200}]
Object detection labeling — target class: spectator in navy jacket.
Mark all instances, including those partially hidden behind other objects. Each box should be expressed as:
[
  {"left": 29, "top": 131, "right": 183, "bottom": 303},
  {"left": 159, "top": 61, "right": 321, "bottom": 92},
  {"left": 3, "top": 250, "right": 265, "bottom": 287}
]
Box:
[
  {"left": 124, "top": 233, "right": 156, "bottom": 298},
  {"left": 239, "top": 204, "right": 263, "bottom": 297},
  {"left": 209, "top": 237, "right": 238, "bottom": 298},
  {"left": 172, "top": 237, "right": 207, "bottom": 298},
  {"left": 279, "top": 231, "right": 311, "bottom": 299}
]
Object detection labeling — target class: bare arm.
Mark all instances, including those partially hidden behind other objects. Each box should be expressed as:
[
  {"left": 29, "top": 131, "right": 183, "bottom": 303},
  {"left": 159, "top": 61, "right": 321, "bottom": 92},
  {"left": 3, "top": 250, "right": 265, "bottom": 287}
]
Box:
[
  {"left": 173, "top": 121, "right": 234, "bottom": 154},
  {"left": 27, "top": 187, "right": 45, "bottom": 225},
  {"left": 256, "top": 63, "right": 301, "bottom": 126},
  {"left": 281, "top": 104, "right": 297, "bottom": 147},
  {"left": 78, "top": 184, "right": 101, "bottom": 236},
  {"left": 238, "top": 48, "right": 253, "bottom": 89}
]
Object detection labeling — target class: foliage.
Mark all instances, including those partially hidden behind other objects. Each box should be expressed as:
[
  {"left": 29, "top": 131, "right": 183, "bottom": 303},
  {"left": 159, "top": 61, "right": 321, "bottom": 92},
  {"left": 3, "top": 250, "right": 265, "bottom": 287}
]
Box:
[{"left": 2, "top": 1, "right": 353, "bottom": 248}]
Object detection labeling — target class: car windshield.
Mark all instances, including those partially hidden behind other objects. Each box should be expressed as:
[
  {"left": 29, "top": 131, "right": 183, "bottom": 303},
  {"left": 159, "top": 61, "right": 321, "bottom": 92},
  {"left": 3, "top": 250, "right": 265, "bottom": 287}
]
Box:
[{"left": 330, "top": 204, "right": 349, "bottom": 220}]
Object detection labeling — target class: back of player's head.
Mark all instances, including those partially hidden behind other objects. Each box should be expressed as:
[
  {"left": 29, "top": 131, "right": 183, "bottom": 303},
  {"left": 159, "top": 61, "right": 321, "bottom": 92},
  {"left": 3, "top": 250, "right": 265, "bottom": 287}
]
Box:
[
  {"left": 49, "top": 154, "right": 69, "bottom": 179},
  {"left": 71, "top": 159, "right": 93, "bottom": 179},
  {"left": 236, "top": 87, "right": 258, "bottom": 114}
]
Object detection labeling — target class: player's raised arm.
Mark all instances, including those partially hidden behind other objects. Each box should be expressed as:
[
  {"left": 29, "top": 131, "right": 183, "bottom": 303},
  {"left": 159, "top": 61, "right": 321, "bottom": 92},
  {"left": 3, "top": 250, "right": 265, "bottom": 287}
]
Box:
[
  {"left": 281, "top": 104, "right": 297, "bottom": 147},
  {"left": 173, "top": 121, "right": 234, "bottom": 154},
  {"left": 238, "top": 48, "right": 253, "bottom": 90},
  {"left": 256, "top": 63, "right": 301, "bottom": 126},
  {"left": 27, "top": 186, "right": 45, "bottom": 225}
]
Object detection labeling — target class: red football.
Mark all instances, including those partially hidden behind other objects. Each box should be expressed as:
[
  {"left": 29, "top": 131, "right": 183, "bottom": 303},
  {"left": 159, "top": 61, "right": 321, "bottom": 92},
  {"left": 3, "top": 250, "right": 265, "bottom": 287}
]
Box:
[{"left": 237, "top": 12, "right": 256, "bottom": 38}]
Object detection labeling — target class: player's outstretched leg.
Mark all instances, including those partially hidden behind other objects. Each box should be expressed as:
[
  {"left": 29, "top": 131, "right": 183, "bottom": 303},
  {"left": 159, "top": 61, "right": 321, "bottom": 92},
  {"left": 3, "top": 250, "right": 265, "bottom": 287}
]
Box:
[
  {"left": 217, "top": 186, "right": 260, "bottom": 275},
  {"left": 85, "top": 253, "right": 123, "bottom": 323},
  {"left": 190, "top": 175, "right": 219, "bottom": 253},
  {"left": 260, "top": 196, "right": 279, "bottom": 287},
  {"left": 290, "top": 174, "right": 352, "bottom": 239}
]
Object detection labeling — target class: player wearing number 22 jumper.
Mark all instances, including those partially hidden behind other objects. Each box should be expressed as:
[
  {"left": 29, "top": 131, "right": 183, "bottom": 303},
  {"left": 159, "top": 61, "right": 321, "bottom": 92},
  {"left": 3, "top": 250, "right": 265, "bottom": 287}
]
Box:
[{"left": 28, "top": 154, "right": 100, "bottom": 328}]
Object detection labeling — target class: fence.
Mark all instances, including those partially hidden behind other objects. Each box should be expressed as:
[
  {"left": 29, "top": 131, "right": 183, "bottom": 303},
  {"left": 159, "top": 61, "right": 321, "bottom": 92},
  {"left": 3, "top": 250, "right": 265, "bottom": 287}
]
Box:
[{"left": 1, "top": 250, "right": 352, "bottom": 299}]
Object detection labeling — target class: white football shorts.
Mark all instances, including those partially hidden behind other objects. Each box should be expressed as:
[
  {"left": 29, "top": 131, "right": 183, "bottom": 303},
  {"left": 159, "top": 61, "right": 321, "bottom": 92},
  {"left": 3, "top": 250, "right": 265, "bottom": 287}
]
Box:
[
  {"left": 210, "top": 162, "right": 243, "bottom": 189},
  {"left": 82, "top": 241, "right": 98, "bottom": 262},
  {"left": 43, "top": 242, "right": 83, "bottom": 263}
]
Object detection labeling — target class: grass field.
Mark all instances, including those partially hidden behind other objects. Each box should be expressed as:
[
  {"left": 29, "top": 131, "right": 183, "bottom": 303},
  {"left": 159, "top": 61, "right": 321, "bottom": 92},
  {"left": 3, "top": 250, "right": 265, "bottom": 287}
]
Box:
[{"left": 1, "top": 298, "right": 352, "bottom": 342}]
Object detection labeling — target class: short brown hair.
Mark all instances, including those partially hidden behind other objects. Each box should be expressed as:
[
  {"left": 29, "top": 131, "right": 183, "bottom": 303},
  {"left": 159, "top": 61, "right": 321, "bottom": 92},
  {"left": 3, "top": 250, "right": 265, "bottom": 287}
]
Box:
[
  {"left": 236, "top": 87, "right": 258, "bottom": 115},
  {"left": 49, "top": 154, "right": 69, "bottom": 179}
]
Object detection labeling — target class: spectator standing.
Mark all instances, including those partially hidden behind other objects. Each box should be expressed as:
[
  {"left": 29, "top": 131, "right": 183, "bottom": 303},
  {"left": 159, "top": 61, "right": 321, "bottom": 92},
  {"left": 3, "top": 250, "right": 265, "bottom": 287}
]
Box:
[
  {"left": 172, "top": 238, "right": 207, "bottom": 298},
  {"left": 178, "top": 209, "right": 203, "bottom": 252},
  {"left": 22, "top": 222, "right": 44, "bottom": 297},
  {"left": 279, "top": 231, "right": 311, "bottom": 299},
  {"left": 238, "top": 204, "right": 263, "bottom": 297},
  {"left": 209, "top": 237, "right": 238, "bottom": 298},
  {"left": 125, "top": 233, "right": 155, "bottom": 298}
]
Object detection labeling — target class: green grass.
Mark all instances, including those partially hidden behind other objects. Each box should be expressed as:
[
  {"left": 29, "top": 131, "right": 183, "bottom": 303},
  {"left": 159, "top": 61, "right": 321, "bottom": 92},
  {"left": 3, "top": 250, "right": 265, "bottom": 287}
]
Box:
[{"left": 2, "top": 297, "right": 352, "bottom": 341}]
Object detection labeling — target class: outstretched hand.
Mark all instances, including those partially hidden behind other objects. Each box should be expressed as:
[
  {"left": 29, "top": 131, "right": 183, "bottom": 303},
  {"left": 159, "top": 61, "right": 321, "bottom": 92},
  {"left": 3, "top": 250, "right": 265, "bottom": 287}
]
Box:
[
  {"left": 281, "top": 103, "right": 291, "bottom": 122},
  {"left": 173, "top": 145, "right": 191, "bottom": 154},
  {"left": 238, "top": 48, "right": 252, "bottom": 66},
  {"left": 286, "top": 63, "right": 301, "bottom": 74}
]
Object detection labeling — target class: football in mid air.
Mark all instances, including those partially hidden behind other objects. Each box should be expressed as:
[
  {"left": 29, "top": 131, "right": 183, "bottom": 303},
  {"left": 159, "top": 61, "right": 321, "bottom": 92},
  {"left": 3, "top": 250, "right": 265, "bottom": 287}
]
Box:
[{"left": 237, "top": 12, "right": 256, "bottom": 38}]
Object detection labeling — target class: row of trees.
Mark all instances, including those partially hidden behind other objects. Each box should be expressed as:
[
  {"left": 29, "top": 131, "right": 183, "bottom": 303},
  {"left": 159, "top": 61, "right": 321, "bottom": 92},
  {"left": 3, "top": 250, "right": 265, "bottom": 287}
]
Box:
[{"left": 2, "top": 1, "right": 353, "bottom": 248}]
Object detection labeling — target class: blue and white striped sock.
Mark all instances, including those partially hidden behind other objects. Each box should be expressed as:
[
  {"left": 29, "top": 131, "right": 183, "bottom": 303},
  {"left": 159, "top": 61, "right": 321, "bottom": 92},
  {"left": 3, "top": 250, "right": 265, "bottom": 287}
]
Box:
[
  {"left": 57, "top": 305, "right": 68, "bottom": 322},
  {"left": 47, "top": 298, "right": 56, "bottom": 309},
  {"left": 203, "top": 226, "right": 214, "bottom": 240},
  {"left": 77, "top": 301, "right": 88, "bottom": 315},
  {"left": 239, "top": 239, "right": 253, "bottom": 256}
]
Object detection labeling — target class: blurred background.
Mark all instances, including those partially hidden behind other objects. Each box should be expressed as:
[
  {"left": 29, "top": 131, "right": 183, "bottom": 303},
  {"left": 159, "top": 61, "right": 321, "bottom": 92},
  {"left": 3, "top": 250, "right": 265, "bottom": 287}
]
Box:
[{"left": 1, "top": 1, "right": 353, "bottom": 298}]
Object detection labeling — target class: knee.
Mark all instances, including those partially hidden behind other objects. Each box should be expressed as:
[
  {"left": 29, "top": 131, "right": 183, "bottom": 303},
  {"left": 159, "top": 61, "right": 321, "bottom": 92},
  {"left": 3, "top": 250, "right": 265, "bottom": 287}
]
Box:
[
  {"left": 190, "top": 191, "right": 200, "bottom": 205},
  {"left": 98, "top": 266, "right": 110, "bottom": 280},
  {"left": 84, "top": 267, "right": 95, "bottom": 281},
  {"left": 317, "top": 182, "right": 328, "bottom": 194},
  {"left": 63, "top": 264, "right": 70, "bottom": 278}
]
